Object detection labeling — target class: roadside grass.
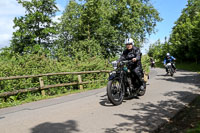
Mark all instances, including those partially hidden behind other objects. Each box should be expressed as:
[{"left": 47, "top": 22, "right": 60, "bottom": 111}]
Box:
[
  {"left": 0, "top": 83, "right": 106, "bottom": 109},
  {"left": 176, "top": 62, "right": 200, "bottom": 73},
  {"left": 154, "top": 62, "right": 200, "bottom": 133},
  {"left": 155, "top": 62, "right": 200, "bottom": 73},
  {"left": 187, "top": 122, "right": 200, "bottom": 133}
]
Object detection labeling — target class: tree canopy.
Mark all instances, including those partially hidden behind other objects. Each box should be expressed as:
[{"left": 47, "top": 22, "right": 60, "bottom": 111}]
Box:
[
  {"left": 148, "top": 0, "right": 200, "bottom": 63},
  {"left": 11, "top": 0, "right": 58, "bottom": 54},
  {"left": 169, "top": 0, "right": 200, "bottom": 62},
  {"left": 58, "top": 0, "right": 162, "bottom": 58},
  {"left": 8, "top": 0, "right": 162, "bottom": 59}
]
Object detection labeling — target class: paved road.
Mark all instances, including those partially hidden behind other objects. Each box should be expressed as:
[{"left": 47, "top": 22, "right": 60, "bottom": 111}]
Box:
[{"left": 0, "top": 68, "right": 200, "bottom": 133}]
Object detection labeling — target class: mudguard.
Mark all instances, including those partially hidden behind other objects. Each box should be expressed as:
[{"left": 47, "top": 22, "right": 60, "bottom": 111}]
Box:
[{"left": 108, "top": 72, "right": 116, "bottom": 80}]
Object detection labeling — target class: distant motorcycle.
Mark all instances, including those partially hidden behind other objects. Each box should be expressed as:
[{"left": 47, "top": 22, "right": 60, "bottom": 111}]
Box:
[
  {"left": 150, "top": 58, "right": 155, "bottom": 68},
  {"left": 151, "top": 61, "right": 155, "bottom": 68},
  {"left": 166, "top": 62, "right": 175, "bottom": 76},
  {"left": 107, "top": 60, "right": 146, "bottom": 105}
]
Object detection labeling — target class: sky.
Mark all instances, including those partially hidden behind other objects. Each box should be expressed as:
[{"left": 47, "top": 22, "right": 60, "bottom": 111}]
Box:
[
  {"left": 142, "top": 0, "right": 188, "bottom": 53},
  {"left": 0, "top": 0, "right": 188, "bottom": 54}
]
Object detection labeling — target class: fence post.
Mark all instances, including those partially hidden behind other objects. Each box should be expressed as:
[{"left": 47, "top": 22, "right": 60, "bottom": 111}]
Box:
[
  {"left": 39, "top": 77, "right": 45, "bottom": 96},
  {"left": 78, "top": 75, "right": 83, "bottom": 90}
]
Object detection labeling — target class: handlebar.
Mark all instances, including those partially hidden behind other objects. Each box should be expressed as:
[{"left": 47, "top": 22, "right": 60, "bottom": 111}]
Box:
[
  {"left": 111, "top": 60, "right": 134, "bottom": 69},
  {"left": 120, "top": 60, "right": 133, "bottom": 65}
]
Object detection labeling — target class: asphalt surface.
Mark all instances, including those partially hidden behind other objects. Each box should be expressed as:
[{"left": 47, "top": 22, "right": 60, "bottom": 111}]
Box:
[{"left": 0, "top": 68, "right": 200, "bottom": 133}]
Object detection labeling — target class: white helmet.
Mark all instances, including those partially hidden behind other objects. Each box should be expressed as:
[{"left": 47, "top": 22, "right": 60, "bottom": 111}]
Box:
[
  {"left": 166, "top": 53, "right": 170, "bottom": 56},
  {"left": 125, "top": 38, "right": 134, "bottom": 45}
]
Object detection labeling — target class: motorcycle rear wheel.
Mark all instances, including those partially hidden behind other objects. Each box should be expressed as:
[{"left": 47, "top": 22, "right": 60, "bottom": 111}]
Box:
[
  {"left": 107, "top": 79, "right": 124, "bottom": 105},
  {"left": 137, "top": 82, "right": 146, "bottom": 96}
]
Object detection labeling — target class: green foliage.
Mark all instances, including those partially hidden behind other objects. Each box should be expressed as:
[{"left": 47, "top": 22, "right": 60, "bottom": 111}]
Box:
[
  {"left": 0, "top": 53, "right": 110, "bottom": 99},
  {"left": 187, "top": 123, "right": 200, "bottom": 133},
  {"left": 0, "top": 0, "right": 160, "bottom": 107},
  {"left": 176, "top": 62, "right": 200, "bottom": 72},
  {"left": 58, "top": 0, "right": 162, "bottom": 58},
  {"left": 148, "top": 0, "right": 200, "bottom": 64},
  {"left": 148, "top": 39, "right": 167, "bottom": 62},
  {"left": 141, "top": 55, "right": 150, "bottom": 74},
  {"left": 11, "top": 0, "right": 59, "bottom": 54}
]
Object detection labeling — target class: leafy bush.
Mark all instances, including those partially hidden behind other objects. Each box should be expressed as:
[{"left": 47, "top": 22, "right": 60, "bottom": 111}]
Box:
[
  {"left": 0, "top": 51, "right": 150, "bottom": 105},
  {"left": 142, "top": 55, "right": 150, "bottom": 74},
  {"left": 0, "top": 53, "right": 111, "bottom": 101}
]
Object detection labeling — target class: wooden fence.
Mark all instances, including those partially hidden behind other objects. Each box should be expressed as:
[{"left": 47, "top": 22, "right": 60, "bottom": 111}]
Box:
[{"left": 0, "top": 70, "right": 110, "bottom": 98}]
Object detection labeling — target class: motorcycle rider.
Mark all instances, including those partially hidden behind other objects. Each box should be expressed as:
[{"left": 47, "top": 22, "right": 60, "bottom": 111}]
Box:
[
  {"left": 119, "top": 38, "right": 145, "bottom": 91},
  {"left": 150, "top": 57, "right": 155, "bottom": 68},
  {"left": 163, "top": 53, "right": 176, "bottom": 74}
]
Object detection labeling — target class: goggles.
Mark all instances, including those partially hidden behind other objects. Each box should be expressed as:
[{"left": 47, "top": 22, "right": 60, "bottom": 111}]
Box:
[{"left": 126, "top": 43, "right": 132, "bottom": 45}]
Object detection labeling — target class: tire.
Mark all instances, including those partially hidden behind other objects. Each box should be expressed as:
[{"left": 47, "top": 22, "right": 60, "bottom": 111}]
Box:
[
  {"left": 107, "top": 79, "right": 124, "bottom": 105},
  {"left": 170, "top": 67, "right": 174, "bottom": 77},
  {"left": 137, "top": 82, "right": 146, "bottom": 96}
]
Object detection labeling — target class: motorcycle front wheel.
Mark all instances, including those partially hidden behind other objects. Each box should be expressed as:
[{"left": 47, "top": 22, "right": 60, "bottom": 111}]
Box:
[
  {"left": 107, "top": 78, "right": 124, "bottom": 105},
  {"left": 169, "top": 67, "right": 174, "bottom": 76}
]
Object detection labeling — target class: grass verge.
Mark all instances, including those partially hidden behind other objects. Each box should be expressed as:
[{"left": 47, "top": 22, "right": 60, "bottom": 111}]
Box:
[
  {"left": 176, "top": 62, "right": 200, "bottom": 73},
  {"left": 0, "top": 83, "right": 106, "bottom": 109},
  {"left": 155, "top": 62, "right": 200, "bottom": 73}
]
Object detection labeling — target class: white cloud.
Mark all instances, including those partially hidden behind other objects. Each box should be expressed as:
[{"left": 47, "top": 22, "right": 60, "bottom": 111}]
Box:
[
  {"left": 0, "top": 18, "right": 14, "bottom": 48},
  {"left": 0, "top": 0, "right": 25, "bottom": 16},
  {"left": 0, "top": 17, "right": 15, "bottom": 34},
  {"left": 56, "top": 3, "right": 65, "bottom": 13},
  {"left": 52, "top": 15, "right": 62, "bottom": 23},
  {"left": 0, "top": 0, "right": 63, "bottom": 49},
  {"left": 0, "top": 0, "right": 25, "bottom": 49},
  {"left": 0, "top": 34, "right": 11, "bottom": 48}
]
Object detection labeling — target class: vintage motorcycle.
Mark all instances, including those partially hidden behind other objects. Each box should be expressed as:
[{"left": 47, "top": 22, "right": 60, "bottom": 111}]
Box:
[
  {"left": 166, "top": 62, "right": 175, "bottom": 76},
  {"left": 107, "top": 60, "right": 146, "bottom": 105}
]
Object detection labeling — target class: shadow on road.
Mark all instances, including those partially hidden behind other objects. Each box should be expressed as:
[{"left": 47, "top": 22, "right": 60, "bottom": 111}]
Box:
[
  {"left": 103, "top": 68, "right": 200, "bottom": 132},
  {"left": 157, "top": 70, "right": 200, "bottom": 90},
  {"left": 99, "top": 93, "right": 139, "bottom": 107},
  {"left": 104, "top": 91, "right": 198, "bottom": 133},
  {"left": 99, "top": 94, "right": 115, "bottom": 107},
  {"left": 0, "top": 116, "right": 5, "bottom": 120},
  {"left": 31, "top": 120, "right": 80, "bottom": 133}
]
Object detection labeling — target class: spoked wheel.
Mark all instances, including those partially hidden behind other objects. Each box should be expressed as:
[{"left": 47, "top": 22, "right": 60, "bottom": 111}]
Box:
[{"left": 107, "top": 78, "right": 124, "bottom": 105}]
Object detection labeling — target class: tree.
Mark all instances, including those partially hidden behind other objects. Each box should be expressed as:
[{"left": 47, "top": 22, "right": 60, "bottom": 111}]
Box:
[
  {"left": 149, "top": 0, "right": 200, "bottom": 63},
  {"left": 148, "top": 39, "right": 166, "bottom": 61},
  {"left": 58, "top": 0, "right": 162, "bottom": 58},
  {"left": 169, "top": 0, "right": 200, "bottom": 63},
  {"left": 11, "top": 0, "right": 59, "bottom": 54}
]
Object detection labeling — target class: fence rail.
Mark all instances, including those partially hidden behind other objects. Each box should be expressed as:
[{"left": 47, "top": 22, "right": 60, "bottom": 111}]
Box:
[
  {"left": 0, "top": 70, "right": 110, "bottom": 81},
  {"left": 0, "top": 70, "right": 111, "bottom": 98}
]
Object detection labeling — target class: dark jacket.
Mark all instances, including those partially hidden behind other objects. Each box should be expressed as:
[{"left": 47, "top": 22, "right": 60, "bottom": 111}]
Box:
[{"left": 119, "top": 46, "right": 141, "bottom": 68}]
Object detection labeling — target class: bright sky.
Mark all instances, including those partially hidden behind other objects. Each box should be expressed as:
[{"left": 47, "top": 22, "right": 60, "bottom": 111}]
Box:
[
  {"left": 142, "top": 0, "right": 188, "bottom": 54},
  {"left": 0, "top": 0, "right": 188, "bottom": 54}
]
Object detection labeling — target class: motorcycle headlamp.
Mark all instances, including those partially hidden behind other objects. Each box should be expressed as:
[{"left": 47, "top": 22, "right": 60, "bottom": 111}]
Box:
[{"left": 111, "top": 61, "right": 118, "bottom": 69}]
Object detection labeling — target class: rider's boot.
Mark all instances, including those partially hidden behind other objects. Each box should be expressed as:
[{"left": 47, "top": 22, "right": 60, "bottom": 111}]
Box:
[
  {"left": 124, "top": 89, "right": 130, "bottom": 97},
  {"left": 139, "top": 80, "right": 145, "bottom": 91},
  {"left": 140, "top": 85, "right": 145, "bottom": 91}
]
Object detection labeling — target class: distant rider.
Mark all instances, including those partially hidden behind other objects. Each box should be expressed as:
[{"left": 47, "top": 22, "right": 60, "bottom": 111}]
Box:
[
  {"left": 150, "top": 57, "right": 155, "bottom": 68},
  {"left": 163, "top": 53, "right": 176, "bottom": 74},
  {"left": 119, "top": 38, "right": 145, "bottom": 91}
]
